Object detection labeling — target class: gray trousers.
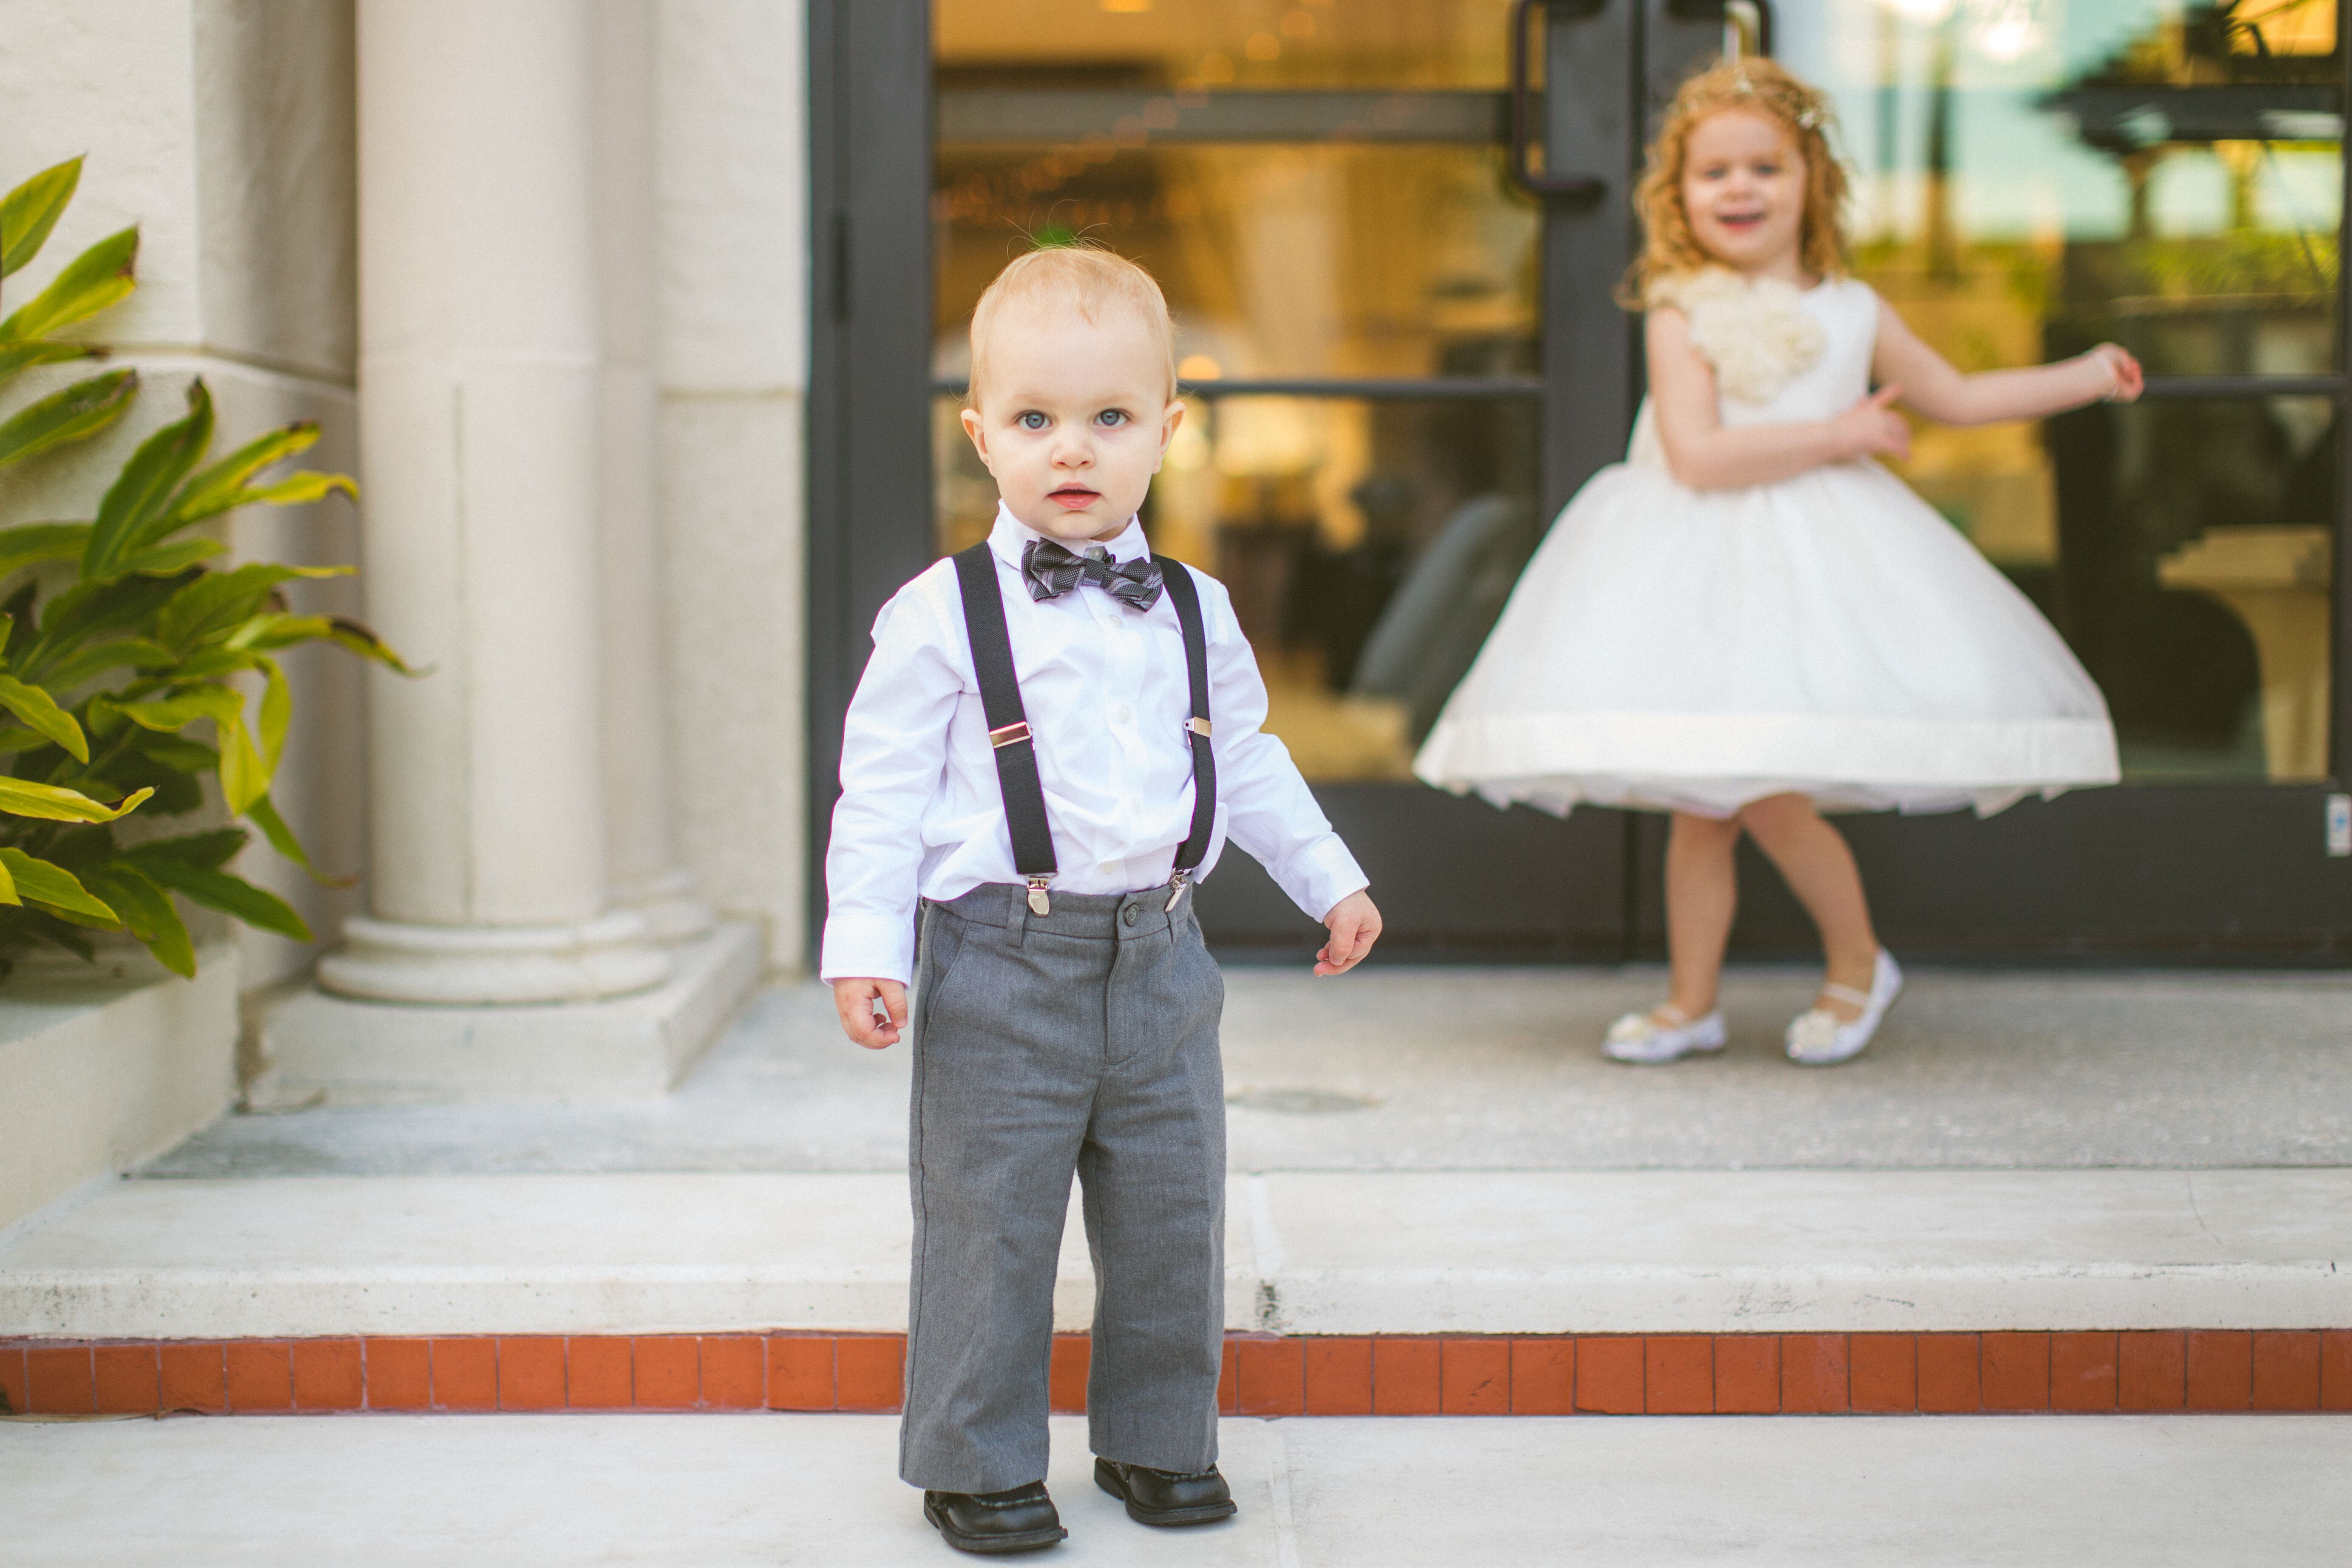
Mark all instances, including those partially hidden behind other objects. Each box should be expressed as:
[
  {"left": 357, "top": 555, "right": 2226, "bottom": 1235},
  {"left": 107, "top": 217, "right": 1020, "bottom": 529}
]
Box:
[{"left": 901, "top": 881, "right": 1227, "bottom": 1494}]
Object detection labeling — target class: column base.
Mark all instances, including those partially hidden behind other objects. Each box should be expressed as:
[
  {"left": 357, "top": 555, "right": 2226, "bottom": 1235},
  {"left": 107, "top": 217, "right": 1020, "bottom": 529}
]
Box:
[
  {"left": 318, "top": 911, "right": 670, "bottom": 1005},
  {"left": 254, "top": 922, "right": 763, "bottom": 1103},
  {"left": 613, "top": 868, "right": 717, "bottom": 944}
]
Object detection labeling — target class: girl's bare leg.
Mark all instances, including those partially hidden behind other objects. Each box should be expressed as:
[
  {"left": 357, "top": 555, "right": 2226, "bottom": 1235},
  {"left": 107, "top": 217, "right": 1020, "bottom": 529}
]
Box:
[
  {"left": 1663, "top": 811, "right": 1743, "bottom": 1019},
  {"left": 1735, "top": 792, "right": 1880, "bottom": 1019}
]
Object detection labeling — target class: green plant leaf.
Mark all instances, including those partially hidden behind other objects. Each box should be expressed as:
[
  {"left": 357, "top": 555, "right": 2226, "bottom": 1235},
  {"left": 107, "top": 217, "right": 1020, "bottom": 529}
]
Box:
[
  {"left": 0, "top": 851, "right": 17, "bottom": 905},
  {"left": 153, "top": 563, "right": 344, "bottom": 652},
  {"left": 164, "top": 422, "right": 321, "bottom": 527},
  {"left": 125, "top": 856, "right": 309, "bottom": 943},
  {"left": 133, "top": 729, "right": 217, "bottom": 773},
  {"left": 84, "top": 379, "right": 213, "bottom": 576},
  {"left": 248, "top": 791, "right": 352, "bottom": 886},
  {"left": 35, "top": 636, "right": 172, "bottom": 692},
  {"left": 0, "top": 522, "right": 92, "bottom": 577},
  {"left": 0, "top": 338, "right": 99, "bottom": 384},
  {"left": 327, "top": 618, "right": 417, "bottom": 674},
  {"left": 80, "top": 864, "right": 192, "bottom": 975},
  {"left": 194, "top": 470, "right": 357, "bottom": 522},
  {"left": 216, "top": 710, "right": 265, "bottom": 814},
  {"left": 0, "top": 848, "right": 120, "bottom": 924},
  {"left": 256, "top": 658, "right": 290, "bottom": 774},
  {"left": 109, "top": 536, "right": 227, "bottom": 578},
  {"left": 0, "top": 674, "right": 85, "bottom": 761},
  {"left": 218, "top": 612, "right": 420, "bottom": 675},
  {"left": 0, "top": 776, "right": 150, "bottom": 822},
  {"left": 0, "top": 157, "right": 82, "bottom": 277},
  {"left": 0, "top": 225, "right": 136, "bottom": 341},
  {"left": 17, "top": 573, "right": 184, "bottom": 681},
  {"left": 105, "top": 684, "right": 242, "bottom": 733},
  {"left": 121, "top": 827, "right": 246, "bottom": 872},
  {"left": 0, "top": 369, "right": 135, "bottom": 468}
]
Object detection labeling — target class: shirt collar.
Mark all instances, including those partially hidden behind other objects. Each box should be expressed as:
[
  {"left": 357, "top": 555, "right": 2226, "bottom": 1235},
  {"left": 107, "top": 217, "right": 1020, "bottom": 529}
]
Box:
[{"left": 986, "top": 501, "right": 1150, "bottom": 568}]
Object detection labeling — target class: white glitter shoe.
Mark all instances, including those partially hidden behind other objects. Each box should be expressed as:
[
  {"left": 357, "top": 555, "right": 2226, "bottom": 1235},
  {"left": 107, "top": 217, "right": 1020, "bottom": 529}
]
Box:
[
  {"left": 1785, "top": 950, "right": 1903, "bottom": 1066},
  {"left": 1603, "top": 1004, "right": 1728, "bottom": 1065}
]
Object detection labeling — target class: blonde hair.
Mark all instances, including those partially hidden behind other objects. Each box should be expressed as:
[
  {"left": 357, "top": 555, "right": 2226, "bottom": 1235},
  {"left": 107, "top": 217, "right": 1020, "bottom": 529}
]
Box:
[
  {"left": 967, "top": 243, "right": 1177, "bottom": 407},
  {"left": 1620, "top": 57, "right": 1850, "bottom": 309}
]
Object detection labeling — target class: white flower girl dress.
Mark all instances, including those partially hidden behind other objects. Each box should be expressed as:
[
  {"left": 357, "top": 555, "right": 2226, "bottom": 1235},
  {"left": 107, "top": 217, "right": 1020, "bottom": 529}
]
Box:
[{"left": 1413, "top": 270, "right": 2118, "bottom": 819}]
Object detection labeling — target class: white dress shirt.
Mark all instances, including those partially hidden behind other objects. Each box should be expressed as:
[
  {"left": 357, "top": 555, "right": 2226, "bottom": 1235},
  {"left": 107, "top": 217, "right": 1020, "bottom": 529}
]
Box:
[{"left": 821, "top": 505, "right": 1368, "bottom": 983}]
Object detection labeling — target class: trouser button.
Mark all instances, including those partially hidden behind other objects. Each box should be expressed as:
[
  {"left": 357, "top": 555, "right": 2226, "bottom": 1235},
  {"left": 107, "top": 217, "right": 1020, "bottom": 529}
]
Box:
[{"left": 1122, "top": 905, "right": 1138, "bottom": 927}]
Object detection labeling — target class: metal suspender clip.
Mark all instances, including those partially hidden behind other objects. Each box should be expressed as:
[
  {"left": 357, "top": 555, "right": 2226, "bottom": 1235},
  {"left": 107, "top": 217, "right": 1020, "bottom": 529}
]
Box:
[
  {"left": 990, "top": 721, "right": 1031, "bottom": 748},
  {"left": 1184, "top": 717, "right": 1212, "bottom": 738},
  {"left": 1164, "top": 869, "right": 1189, "bottom": 912},
  {"left": 1027, "top": 876, "right": 1051, "bottom": 916}
]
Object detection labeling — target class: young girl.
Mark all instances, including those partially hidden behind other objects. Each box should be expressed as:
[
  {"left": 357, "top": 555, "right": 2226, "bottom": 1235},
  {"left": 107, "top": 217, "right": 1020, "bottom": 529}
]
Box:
[{"left": 1415, "top": 58, "right": 2138, "bottom": 1067}]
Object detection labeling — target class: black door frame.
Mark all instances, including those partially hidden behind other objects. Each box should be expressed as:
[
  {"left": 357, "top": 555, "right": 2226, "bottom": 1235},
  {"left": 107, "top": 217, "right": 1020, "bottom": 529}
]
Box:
[{"left": 809, "top": 0, "right": 2352, "bottom": 966}]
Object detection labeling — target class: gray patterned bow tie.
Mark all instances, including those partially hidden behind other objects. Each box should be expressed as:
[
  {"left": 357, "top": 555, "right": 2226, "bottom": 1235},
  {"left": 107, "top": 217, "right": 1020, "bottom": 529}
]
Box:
[{"left": 1021, "top": 538, "right": 1165, "bottom": 612}]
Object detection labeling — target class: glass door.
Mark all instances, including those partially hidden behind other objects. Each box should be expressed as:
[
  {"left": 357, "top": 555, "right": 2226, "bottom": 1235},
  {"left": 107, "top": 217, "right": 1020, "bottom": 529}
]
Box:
[
  {"left": 1691, "top": 0, "right": 2352, "bottom": 958},
  {"left": 928, "top": 0, "right": 1640, "bottom": 956},
  {"left": 810, "top": 0, "right": 2352, "bottom": 961}
]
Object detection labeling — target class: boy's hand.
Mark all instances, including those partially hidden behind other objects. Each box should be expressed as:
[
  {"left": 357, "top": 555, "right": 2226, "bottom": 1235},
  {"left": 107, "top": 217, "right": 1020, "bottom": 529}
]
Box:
[
  {"left": 832, "top": 977, "right": 907, "bottom": 1049},
  {"left": 1315, "top": 890, "right": 1381, "bottom": 977}
]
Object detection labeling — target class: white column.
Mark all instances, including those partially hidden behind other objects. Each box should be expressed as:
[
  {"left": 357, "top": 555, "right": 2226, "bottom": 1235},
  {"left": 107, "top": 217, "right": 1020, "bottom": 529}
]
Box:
[
  {"left": 597, "top": 0, "right": 713, "bottom": 944},
  {"left": 322, "top": 0, "right": 668, "bottom": 1004}
]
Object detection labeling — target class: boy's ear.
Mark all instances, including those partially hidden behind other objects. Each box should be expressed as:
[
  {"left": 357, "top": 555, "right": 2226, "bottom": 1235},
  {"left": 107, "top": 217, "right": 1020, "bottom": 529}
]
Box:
[
  {"left": 1153, "top": 398, "right": 1186, "bottom": 473},
  {"left": 959, "top": 405, "right": 990, "bottom": 462}
]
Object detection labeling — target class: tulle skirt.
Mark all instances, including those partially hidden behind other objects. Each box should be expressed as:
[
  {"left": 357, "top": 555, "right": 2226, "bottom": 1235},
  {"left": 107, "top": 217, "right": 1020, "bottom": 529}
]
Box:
[{"left": 1412, "top": 456, "right": 2119, "bottom": 819}]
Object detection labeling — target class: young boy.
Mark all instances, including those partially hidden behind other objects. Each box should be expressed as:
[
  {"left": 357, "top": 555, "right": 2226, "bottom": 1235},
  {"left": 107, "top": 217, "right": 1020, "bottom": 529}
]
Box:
[{"left": 825, "top": 245, "right": 1382, "bottom": 1555}]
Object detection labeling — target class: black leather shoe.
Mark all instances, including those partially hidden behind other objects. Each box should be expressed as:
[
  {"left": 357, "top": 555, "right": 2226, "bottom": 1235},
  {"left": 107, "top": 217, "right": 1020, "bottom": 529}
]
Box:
[
  {"left": 922, "top": 1482, "right": 1068, "bottom": 1554},
  {"left": 1093, "top": 1457, "right": 1238, "bottom": 1527}
]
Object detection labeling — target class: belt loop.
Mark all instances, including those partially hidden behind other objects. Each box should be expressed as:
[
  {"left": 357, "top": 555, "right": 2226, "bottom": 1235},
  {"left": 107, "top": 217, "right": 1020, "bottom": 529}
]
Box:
[{"left": 1012, "top": 884, "right": 1029, "bottom": 947}]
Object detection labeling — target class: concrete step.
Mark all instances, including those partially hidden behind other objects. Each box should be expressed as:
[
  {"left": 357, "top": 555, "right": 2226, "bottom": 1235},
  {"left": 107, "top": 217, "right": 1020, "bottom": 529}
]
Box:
[
  {"left": 4, "top": 1411, "right": 2346, "bottom": 1566},
  {"left": 4, "top": 1167, "right": 2346, "bottom": 1340}
]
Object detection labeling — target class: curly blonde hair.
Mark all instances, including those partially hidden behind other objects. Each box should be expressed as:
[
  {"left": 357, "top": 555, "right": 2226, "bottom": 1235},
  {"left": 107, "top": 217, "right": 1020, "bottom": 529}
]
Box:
[{"left": 1619, "top": 57, "right": 1850, "bottom": 309}]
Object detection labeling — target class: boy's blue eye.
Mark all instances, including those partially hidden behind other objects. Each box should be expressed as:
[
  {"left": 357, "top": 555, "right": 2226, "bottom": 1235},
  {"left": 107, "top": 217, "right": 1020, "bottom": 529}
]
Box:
[
  {"left": 1096, "top": 409, "right": 1129, "bottom": 428},
  {"left": 1017, "top": 411, "right": 1047, "bottom": 430}
]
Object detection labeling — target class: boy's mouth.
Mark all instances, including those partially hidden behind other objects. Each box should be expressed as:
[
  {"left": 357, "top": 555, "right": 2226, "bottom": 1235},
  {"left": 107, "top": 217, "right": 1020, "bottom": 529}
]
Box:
[
  {"left": 1714, "top": 210, "right": 1765, "bottom": 232},
  {"left": 1047, "top": 485, "right": 1101, "bottom": 510}
]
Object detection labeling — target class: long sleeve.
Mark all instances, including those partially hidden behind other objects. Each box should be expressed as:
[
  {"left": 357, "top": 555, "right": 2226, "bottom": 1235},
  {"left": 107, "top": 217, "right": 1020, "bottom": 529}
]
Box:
[
  {"left": 1200, "top": 580, "right": 1368, "bottom": 923},
  {"left": 820, "top": 587, "right": 966, "bottom": 984}
]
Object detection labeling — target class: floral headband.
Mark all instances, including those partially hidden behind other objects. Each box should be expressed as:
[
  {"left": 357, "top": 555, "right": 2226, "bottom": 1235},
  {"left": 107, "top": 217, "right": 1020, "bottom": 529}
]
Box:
[{"left": 1725, "top": 65, "right": 1827, "bottom": 130}]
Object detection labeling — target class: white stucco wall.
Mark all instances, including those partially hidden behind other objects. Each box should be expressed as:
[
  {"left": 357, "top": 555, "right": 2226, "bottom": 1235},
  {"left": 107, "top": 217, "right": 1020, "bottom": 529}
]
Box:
[
  {"left": 655, "top": 0, "right": 809, "bottom": 970},
  {"left": 0, "top": 0, "right": 366, "bottom": 992},
  {"left": 1, "top": 0, "right": 812, "bottom": 990}
]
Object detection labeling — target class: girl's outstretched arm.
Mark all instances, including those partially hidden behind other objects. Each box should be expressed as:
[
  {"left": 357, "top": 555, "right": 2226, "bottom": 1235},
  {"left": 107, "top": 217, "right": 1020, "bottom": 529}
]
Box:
[
  {"left": 1873, "top": 306, "right": 2142, "bottom": 425},
  {"left": 1649, "top": 307, "right": 1912, "bottom": 491}
]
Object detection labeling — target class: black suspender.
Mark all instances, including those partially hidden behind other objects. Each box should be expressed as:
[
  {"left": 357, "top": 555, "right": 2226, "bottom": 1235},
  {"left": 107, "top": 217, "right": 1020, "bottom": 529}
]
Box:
[
  {"left": 1158, "top": 558, "right": 1218, "bottom": 902},
  {"left": 952, "top": 545, "right": 1059, "bottom": 913},
  {"left": 952, "top": 542, "right": 1215, "bottom": 915}
]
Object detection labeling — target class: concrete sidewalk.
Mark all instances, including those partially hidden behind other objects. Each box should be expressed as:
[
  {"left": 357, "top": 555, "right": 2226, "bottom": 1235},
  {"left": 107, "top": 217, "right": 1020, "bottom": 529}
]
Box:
[
  {"left": 153, "top": 967, "right": 2352, "bottom": 1177},
  {"left": 5, "top": 1411, "right": 2346, "bottom": 1566}
]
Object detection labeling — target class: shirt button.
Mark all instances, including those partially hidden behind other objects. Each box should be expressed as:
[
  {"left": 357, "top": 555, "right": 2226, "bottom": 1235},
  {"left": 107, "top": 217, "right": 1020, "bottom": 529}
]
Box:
[
  {"left": 1114, "top": 705, "right": 1133, "bottom": 723},
  {"left": 1122, "top": 905, "right": 1139, "bottom": 927}
]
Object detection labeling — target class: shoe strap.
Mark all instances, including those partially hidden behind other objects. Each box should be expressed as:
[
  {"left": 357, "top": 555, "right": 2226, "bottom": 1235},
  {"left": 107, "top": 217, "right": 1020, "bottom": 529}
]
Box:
[
  {"left": 1819, "top": 981, "right": 1871, "bottom": 1008},
  {"left": 1653, "top": 1003, "right": 1691, "bottom": 1026}
]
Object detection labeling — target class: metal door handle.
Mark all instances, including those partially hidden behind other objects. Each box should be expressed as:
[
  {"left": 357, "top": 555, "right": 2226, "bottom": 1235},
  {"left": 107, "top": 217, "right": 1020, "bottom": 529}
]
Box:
[{"left": 1508, "top": 0, "right": 1609, "bottom": 201}]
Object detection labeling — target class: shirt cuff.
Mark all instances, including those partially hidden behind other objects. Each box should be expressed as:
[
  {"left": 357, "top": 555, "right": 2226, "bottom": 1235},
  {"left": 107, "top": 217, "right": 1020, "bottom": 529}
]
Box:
[
  {"left": 1273, "top": 835, "right": 1369, "bottom": 925},
  {"left": 819, "top": 913, "right": 917, "bottom": 986}
]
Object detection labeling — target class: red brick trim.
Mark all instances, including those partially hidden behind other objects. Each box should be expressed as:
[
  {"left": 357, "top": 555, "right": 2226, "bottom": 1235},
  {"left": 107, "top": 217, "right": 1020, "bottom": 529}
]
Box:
[{"left": 1, "top": 1330, "right": 2343, "bottom": 1417}]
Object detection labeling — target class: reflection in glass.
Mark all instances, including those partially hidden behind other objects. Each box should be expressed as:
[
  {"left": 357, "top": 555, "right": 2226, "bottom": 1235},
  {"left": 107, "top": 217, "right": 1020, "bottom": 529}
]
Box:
[
  {"left": 937, "top": 0, "right": 1518, "bottom": 92},
  {"left": 2047, "top": 395, "right": 2337, "bottom": 780},
  {"left": 937, "top": 394, "right": 1538, "bottom": 781},
  {"left": 1781, "top": 0, "right": 2340, "bottom": 778},
  {"left": 935, "top": 142, "right": 1539, "bottom": 383}
]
